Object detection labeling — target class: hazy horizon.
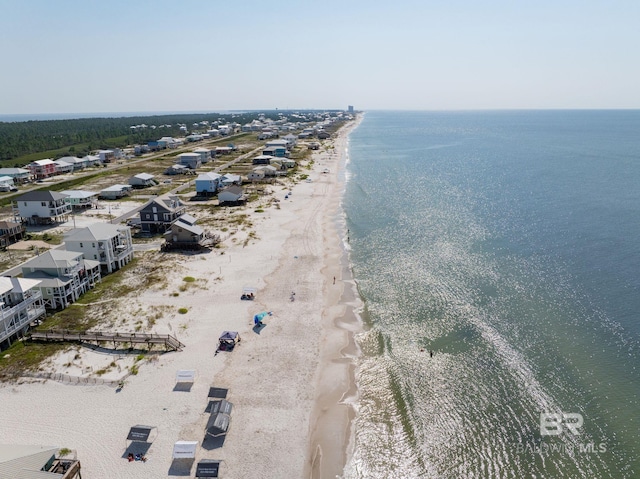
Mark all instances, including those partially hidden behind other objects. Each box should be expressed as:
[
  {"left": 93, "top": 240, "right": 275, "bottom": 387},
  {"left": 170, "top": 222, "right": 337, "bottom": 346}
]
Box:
[{"left": 2, "top": 0, "right": 639, "bottom": 114}]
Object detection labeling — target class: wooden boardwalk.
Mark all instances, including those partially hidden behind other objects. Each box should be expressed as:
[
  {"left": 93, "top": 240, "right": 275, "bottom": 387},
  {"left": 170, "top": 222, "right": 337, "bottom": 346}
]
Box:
[{"left": 29, "top": 330, "right": 185, "bottom": 351}]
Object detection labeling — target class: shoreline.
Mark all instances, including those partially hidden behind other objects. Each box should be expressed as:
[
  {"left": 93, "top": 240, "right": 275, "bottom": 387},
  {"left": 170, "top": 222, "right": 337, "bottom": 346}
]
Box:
[
  {"left": 0, "top": 115, "right": 364, "bottom": 478},
  {"left": 306, "top": 116, "right": 364, "bottom": 479}
]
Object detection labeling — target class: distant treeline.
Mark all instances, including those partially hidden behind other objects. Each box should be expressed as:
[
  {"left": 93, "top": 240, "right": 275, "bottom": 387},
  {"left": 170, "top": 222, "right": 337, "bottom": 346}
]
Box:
[{"left": 0, "top": 112, "right": 281, "bottom": 166}]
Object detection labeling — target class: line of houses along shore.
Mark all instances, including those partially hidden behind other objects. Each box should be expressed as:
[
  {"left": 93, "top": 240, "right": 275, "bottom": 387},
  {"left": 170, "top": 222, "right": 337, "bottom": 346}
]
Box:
[{"left": 0, "top": 115, "right": 347, "bottom": 351}]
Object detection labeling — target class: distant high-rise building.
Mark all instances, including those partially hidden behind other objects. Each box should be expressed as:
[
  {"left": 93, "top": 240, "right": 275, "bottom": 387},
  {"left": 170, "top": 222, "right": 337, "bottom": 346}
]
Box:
[{"left": 348, "top": 105, "right": 354, "bottom": 113}]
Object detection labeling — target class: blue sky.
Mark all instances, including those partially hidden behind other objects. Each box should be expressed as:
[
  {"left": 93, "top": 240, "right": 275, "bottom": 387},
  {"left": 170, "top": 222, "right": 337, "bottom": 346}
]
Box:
[{"left": 1, "top": 0, "right": 639, "bottom": 113}]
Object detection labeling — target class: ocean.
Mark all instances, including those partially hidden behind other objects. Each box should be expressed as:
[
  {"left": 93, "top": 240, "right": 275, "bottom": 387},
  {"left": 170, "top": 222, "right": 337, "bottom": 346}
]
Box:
[{"left": 342, "top": 111, "right": 640, "bottom": 478}]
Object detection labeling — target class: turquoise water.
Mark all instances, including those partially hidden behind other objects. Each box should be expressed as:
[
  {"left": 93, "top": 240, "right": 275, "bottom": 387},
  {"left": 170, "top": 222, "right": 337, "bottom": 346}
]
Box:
[{"left": 343, "top": 111, "right": 640, "bottom": 478}]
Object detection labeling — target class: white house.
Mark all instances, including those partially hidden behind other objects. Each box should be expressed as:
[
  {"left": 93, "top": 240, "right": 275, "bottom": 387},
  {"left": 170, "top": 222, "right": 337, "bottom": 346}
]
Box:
[
  {"left": 165, "top": 164, "right": 189, "bottom": 175},
  {"left": 98, "top": 149, "right": 115, "bottom": 163},
  {"left": 64, "top": 223, "right": 134, "bottom": 274},
  {"left": 60, "top": 190, "right": 99, "bottom": 209},
  {"left": 0, "top": 277, "right": 46, "bottom": 349},
  {"left": 195, "top": 172, "right": 222, "bottom": 195},
  {"left": 0, "top": 176, "right": 16, "bottom": 192},
  {"left": 129, "top": 173, "right": 156, "bottom": 188},
  {"left": 53, "top": 159, "right": 74, "bottom": 174},
  {"left": 193, "top": 147, "right": 212, "bottom": 164},
  {"left": 12, "top": 190, "right": 71, "bottom": 225},
  {"left": 177, "top": 153, "right": 202, "bottom": 169},
  {"left": 100, "top": 184, "right": 132, "bottom": 199},
  {"left": 220, "top": 173, "right": 242, "bottom": 186},
  {"left": 58, "top": 156, "right": 88, "bottom": 170},
  {"left": 0, "top": 167, "right": 30, "bottom": 184}
]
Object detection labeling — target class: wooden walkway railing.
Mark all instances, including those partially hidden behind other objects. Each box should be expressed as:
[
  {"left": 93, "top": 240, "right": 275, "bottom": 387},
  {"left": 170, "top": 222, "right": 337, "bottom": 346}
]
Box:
[{"left": 29, "top": 330, "right": 185, "bottom": 351}]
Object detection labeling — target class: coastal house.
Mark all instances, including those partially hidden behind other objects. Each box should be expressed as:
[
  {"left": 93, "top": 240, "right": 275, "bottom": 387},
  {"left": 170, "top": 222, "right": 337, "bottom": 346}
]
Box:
[
  {"left": 165, "top": 164, "right": 189, "bottom": 175},
  {"left": 262, "top": 146, "right": 287, "bottom": 158},
  {"left": 82, "top": 154, "right": 101, "bottom": 167},
  {"left": 21, "top": 249, "right": 101, "bottom": 310},
  {"left": 58, "top": 155, "right": 87, "bottom": 171},
  {"left": 195, "top": 172, "right": 222, "bottom": 196},
  {"left": 64, "top": 223, "right": 134, "bottom": 274},
  {"left": 129, "top": 173, "right": 156, "bottom": 188},
  {"left": 98, "top": 149, "right": 115, "bottom": 163},
  {"left": 0, "top": 176, "right": 17, "bottom": 192},
  {"left": 158, "top": 136, "right": 178, "bottom": 149},
  {"left": 220, "top": 173, "right": 242, "bottom": 187},
  {"left": 163, "top": 214, "right": 218, "bottom": 250},
  {"left": 218, "top": 185, "right": 246, "bottom": 205},
  {"left": 60, "top": 190, "right": 99, "bottom": 210},
  {"left": 193, "top": 147, "right": 212, "bottom": 164},
  {"left": 28, "top": 159, "right": 57, "bottom": 179},
  {"left": 139, "top": 196, "right": 187, "bottom": 233},
  {"left": 0, "top": 277, "right": 46, "bottom": 350},
  {"left": 0, "top": 167, "right": 30, "bottom": 184},
  {"left": 317, "top": 130, "right": 331, "bottom": 139},
  {"left": 215, "top": 146, "right": 234, "bottom": 156},
  {"left": 99, "top": 184, "right": 132, "bottom": 199},
  {"left": 12, "top": 190, "right": 71, "bottom": 225},
  {"left": 0, "top": 220, "right": 26, "bottom": 248},
  {"left": 282, "top": 133, "right": 298, "bottom": 146},
  {"left": 252, "top": 155, "right": 274, "bottom": 165},
  {"left": 177, "top": 153, "right": 202, "bottom": 169},
  {"left": 53, "top": 159, "right": 74, "bottom": 174}
]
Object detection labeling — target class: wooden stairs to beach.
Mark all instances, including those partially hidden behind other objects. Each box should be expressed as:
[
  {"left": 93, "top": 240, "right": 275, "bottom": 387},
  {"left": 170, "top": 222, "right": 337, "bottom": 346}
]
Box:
[{"left": 29, "top": 330, "right": 185, "bottom": 352}]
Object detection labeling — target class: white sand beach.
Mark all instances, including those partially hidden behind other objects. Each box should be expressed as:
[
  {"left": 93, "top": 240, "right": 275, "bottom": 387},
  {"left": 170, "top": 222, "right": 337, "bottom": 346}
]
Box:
[{"left": 0, "top": 118, "right": 362, "bottom": 478}]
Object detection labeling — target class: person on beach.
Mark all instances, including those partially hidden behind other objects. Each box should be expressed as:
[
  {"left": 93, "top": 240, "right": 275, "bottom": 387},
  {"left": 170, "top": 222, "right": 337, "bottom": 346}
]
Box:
[{"left": 333, "top": 276, "right": 336, "bottom": 284}]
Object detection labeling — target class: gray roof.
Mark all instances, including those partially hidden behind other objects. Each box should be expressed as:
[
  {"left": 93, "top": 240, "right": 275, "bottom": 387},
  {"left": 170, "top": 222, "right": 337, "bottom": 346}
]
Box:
[
  {"left": 0, "top": 444, "right": 59, "bottom": 479},
  {"left": 176, "top": 214, "right": 197, "bottom": 226},
  {"left": 168, "top": 221, "right": 204, "bottom": 236},
  {"left": 0, "top": 168, "right": 29, "bottom": 175},
  {"left": 132, "top": 173, "right": 154, "bottom": 180},
  {"left": 65, "top": 223, "right": 129, "bottom": 242},
  {"left": 22, "top": 249, "right": 84, "bottom": 271},
  {"left": 60, "top": 190, "right": 98, "bottom": 199},
  {"left": 14, "top": 190, "right": 68, "bottom": 202}
]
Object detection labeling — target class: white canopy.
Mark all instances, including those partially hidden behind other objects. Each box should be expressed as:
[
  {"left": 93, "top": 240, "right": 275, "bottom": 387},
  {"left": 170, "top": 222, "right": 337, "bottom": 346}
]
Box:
[
  {"left": 176, "top": 370, "right": 196, "bottom": 383},
  {"left": 172, "top": 440, "right": 198, "bottom": 459}
]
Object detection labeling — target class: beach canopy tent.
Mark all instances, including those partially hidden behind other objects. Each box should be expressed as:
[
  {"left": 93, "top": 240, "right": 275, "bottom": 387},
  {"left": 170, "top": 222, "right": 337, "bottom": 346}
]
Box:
[
  {"left": 217, "top": 331, "right": 240, "bottom": 353},
  {"left": 176, "top": 370, "right": 196, "bottom": 383},
  {"left": 196, "top": 460, "right": 221, "bottom": 477},
  {"left": 172, "top": 441, "right": 198, "bottom": 459},
  {"left": 126, "top": 425, "right": 157, "bottom": 443},
  {"left": 219, "top": 331, "right": 239, "bottom": 342},
  {"left": 253, "top": 311, "right": 272, "bottom": 325},
  {"left": 241, "top": 286, "right": 257, "bottom": 300},
  {"left": 206, "top": 399, "right": 233, "bottom": 437}
]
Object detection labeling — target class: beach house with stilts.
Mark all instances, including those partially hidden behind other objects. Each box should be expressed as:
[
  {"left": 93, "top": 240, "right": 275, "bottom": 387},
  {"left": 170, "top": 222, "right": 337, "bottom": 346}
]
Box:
[
  {"left": 64, "top": 223, "right": 134, "bottom": 274},
  {"left": 12, "top": 190, "right": 71, "bottom": 225},
  {"left": 0, "top": 277, "right": 46, "bottom": 350},
  {"left": 21, "top": 250, "right": 101, "bottom": 310}
]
